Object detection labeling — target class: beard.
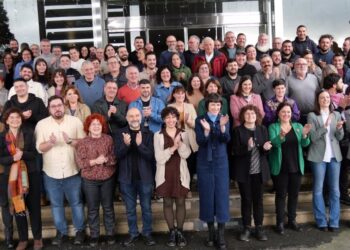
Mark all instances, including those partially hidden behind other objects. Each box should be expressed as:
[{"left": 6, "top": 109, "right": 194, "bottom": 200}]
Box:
[
  {"left": 52, "top": 111, "right": 64, "bottom": 120},
  {"left": 256, "top": 44, "right": 270, "bottom": 53}
]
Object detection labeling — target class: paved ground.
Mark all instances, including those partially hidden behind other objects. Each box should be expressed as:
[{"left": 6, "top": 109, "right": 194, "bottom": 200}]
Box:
[{"left": 2, "top": 222, "right": 350, "bottom": 250}]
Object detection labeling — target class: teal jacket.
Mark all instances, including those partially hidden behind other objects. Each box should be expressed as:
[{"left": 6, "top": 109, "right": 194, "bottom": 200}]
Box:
[{"left": 268, "top": 122, "right": 310, "bottom": 175}]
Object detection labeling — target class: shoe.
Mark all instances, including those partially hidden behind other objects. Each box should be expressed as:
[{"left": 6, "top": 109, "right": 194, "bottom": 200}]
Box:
[
  {"left": 217, "top": 223, "right": 227, "bottom": 250},
  {"left": 276, "top": 223, "right": 285, "bottom": 235},
  {"left": 6, "top": 238, "right": 14, "bottom": 249},
  {"left": 239, "top": 227, "right": 251, "bottom": 242},
  {"left": 143, "top": 235, "right": 156, "bottom": 246},
  {"left": 33, "top": 239, "right": 44, "bottom": 250},
  {"left": 318, "top": 226, "right": 328, "bottom": 232},
  {"left": 106, "top": 235, "right": 116, "bottom": 245},
  {"left": 166, "top": 229, "right": 176, "bottom": 247},
  {"left": 288, "top": 221, "right": 302, "bottom": 232},
  {"left": 205, "top": 222, "right": 215, "bottom": 247},
  {"left": 73, "top": 230, "right": 86, "bottom": 245},
  {"left": 176, "top": 229, "right": 187, "bottom": 247},
  {"left": 340, "top": 196, "right": 350, "bottom": 206},
  {"left": 52, "top": 231, "right": 68, "bottom": 246},
  {"left": 328, "top": 227, "right": 339, "bottom": 232},
  {"left": 15, "top": 241, "right": 28, "bottom": 250},
  {"left": 89, "top": 237, "right": 99, "bottom": 247},
  {"left": 122, "top": 234, "right": 139, "bottom": 247},
  {"left": 255, "top": 226, "right": 268, "bottom": 241}
]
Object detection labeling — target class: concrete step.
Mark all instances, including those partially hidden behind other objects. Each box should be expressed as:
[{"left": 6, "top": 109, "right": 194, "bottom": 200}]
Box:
[{"left": 2, "top": 188, "right": 350, "bottom": 240}]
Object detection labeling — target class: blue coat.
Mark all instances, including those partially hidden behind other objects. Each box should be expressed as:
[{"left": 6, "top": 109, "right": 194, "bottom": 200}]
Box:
[
  {"left": 153, "top": 81, "right": 182, "bottom": 105},
  {"left": 128, "top": 97, "right": 165, "bottom": 133},
  {"left": 75, "top": 76, "right": 105, "bottom": 108},
  {"left": 195, "top": 114, "right": 230, "bottom": 223}
]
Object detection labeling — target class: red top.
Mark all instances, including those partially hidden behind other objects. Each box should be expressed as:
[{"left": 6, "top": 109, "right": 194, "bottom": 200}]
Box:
[{"left": 117, "top": 84, "right": 141, "bottom": 105}]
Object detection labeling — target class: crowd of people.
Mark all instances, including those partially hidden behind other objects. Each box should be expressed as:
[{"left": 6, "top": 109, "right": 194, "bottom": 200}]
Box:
[{"left": 1, "top": 24, "right": 350, "bottom": 250}]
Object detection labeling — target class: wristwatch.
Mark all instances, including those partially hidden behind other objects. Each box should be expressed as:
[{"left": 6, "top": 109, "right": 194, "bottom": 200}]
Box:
[{"left": 67, "top": 138, "right": 73, "bottom": 144}]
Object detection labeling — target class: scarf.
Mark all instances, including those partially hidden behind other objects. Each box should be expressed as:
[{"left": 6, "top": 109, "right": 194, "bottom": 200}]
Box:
[{"left": 7, "top": 130, "right": 29, "bottom": 215}]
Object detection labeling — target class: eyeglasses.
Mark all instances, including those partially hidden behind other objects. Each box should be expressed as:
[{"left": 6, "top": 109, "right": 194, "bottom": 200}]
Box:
[{"left": 50, "top": 104, "right": 64, "bottom": 109}]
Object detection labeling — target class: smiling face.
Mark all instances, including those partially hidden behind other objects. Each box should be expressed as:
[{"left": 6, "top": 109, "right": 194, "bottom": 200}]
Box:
[
  {"left": 173, "top": 89, "right": 185, "bottom": 103},
  {"left": 332, "top": 56, "right": 344, "bottom": 70},
  {"left": 65, "top": 89, "right": 79, "bottom": 104},
  {"left": 191, "top": 76, "right": 201, "bottom": 90},
  {"left": 104, "top": 81, "right": 118, "bottom": 99},
  {"left": 14, "top": 80, "right": 28, "bottom": 97},
  {"left": 126, "top": 108, "right": 142, "bottom": 130},
  {"left": 241, "top": 80, "right": 252, "bottom": 95},
  {"left": 318, "top": 91, "right": 331, "bottom": 109},
  {"left": 20, "top": 67, "right": 33, "bottom": 81},
  {"left": 89, "top": 119, "right": 102, "bottom": 137},
  {"left": 244, "top": 109, "right": 257, "bottom": 124},
  {"left": 198, "top": 64, "right": 210, "bottom": 79},
  {"left": 164, "top": 113, "right": 178, "bottom": 129},
  {"left": 278, "top": 105, "right": 292, "bottom": 123},
  {"left": 206, "top": 82, "right": 218, "bottom": 94},
  {"left": 207, "top": 102, "right": 221, "bottom": 115},
  {"left": 6, "top": 112, "right": 22, "bottom": 130},
  {"left": 273, "top": 84, "right": 286, "bottom": 98},
  {"left": 54, "top": 72, "right": 65, "bottom": 87},
  {"left": 160, "top": 68, "right": 171, "bottom": 83},
  {"left": 171, "top": 54, "right": 181, "bottom": 68},
  {"left": 140, "top": 83, "right": 151, "bottom": 98},
  {"left": 36, "top": 61, "right": 47, "bottom": 75},
  {"left": 49, "top": 98, "right": 65, "bottom": 120}
]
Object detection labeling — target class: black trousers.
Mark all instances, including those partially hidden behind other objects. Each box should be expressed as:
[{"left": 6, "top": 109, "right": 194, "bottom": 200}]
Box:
[
  {"left": 0, "top": 174, "right": 13, "bottom": 240},
  {"left": 340, "top": 144, "right": 349, "bottom": 198},
  {"left": 82, "top": 176, "right": 116, "bottom": 237},
  {"left": 15, "top": 171, "right": 42, "bottom": 241},
  {"left": 238, "top": 173, "right": 264, "bottom": 227},
  {"left": 273, "top": 172, "right": 301, "bottom": 224}
]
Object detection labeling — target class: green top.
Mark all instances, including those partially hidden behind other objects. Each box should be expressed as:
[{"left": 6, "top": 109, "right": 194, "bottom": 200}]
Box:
[
  {"left": 172, "top": 65, "right": 192, "bottom": 87},
  {"left": 197, "top": 97, "right": 228, "bottom": 116},
  {"left": 268, "top": 122, "right": 310, "bottom": 175}
]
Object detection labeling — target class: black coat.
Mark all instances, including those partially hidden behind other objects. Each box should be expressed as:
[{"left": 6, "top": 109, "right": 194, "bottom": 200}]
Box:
[
  {"left": 0, "top": 126, "right": 38, "bottom": 175},
  {"left": 2, "top": 93, "right": 48, "bottom": 130},
  {"left": 114, "top": 126, "right": 155, "bottom": 184},
  {"left": 232, "top": 124, "right": 270, "bottom": 183}
]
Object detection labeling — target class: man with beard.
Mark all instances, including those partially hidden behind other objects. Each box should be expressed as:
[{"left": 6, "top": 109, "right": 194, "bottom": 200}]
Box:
[
  {"left": 35, "top": 96, "right": 86, "bottom": 246},
  {"left": 75, "top": 61, "right": 105, "bottom": 108},
  {"left": 314, "top": 34, "right": 335, "bottom": 68},
  {"left": 332, "top": 53, "right": 350, "bottom": 84},
  {"left": 184, "top": 35, "right": 201, "bottom": 69},
  {"left": 3, "top": 78, "right": 48, "bottom": 130},
  {"left": 117, "top": 46, "right": 132, "bottom": 83},
  {"left": 34, "top": 39, "right": 56, "bottom": 70},
  {"left": 129, "top": 79, "right": 164, "bottom": 133},
  {"left": 236, "top": 50, "right": 257, "bottom": 79},
  {"left": 9, "top": 38, "right": 20, "bottom": 64},
  {"left": 323, "top": 73, "right": 350, "bottom": 206},
  {"left": 58, "top": 54, "right": 81, "bottom": 84},
  {"left": 30, "top": 44, "right": 41, "bottom": 58},
  {"left": 219, "top": 31, "right": 237, "bottom": 60},
  {"left": 292, "top": 25, "right": 318, "bottom": 56},
  {"left": 287, "top": 58, "right": 320, "bottom": 124},
  {"left": 8, "top": 64, "right": 48, "bottom": 106},
  {"left": 92, "top": 80, "right": 127, "bottom": 135},
  {"left": 219, "top": 59, "right": 241, "bottom": 101},
  {"left": 255, "top": 33, "right": 270, "bottom": 61},
  {"left": 129, "top": 36, "right": 145, "bottom": 65},
  {"left": 176, "top": 40, "right": 185, "bottom": 54},
  {"left": 159, "top": 35, "right": 186, "bottom": 67},
  {"left": 270, "top": 49, "right": 291, "bottom": 80},
  {"left": 236, "top": 33, "right": 247, "bottom": 51},
  {"left": 139, "top": 52, "right": 158, "bottom": 87},
  {"left": 115, "top": 108, "right": 156, "bottom": 247},
  {"left": 253, "top": 54, "right": 280, "bottom": 101},
  {"left": 281, "top": 40, "right": 299, "bottom": 68}
]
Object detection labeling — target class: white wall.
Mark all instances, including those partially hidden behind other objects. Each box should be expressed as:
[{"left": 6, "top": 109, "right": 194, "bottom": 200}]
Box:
[
  {"left": 282, "top": 0, "right": 350, "bottom": 45},
  {"left": 4, "top": 0, "right": 41, "bottom": 45}
]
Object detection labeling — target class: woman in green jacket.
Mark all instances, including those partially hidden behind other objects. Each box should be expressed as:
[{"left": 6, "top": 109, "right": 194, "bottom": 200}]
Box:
[
  {"left": 170, "top": 52, "right": 192, "bottom": 88},
  {"left": 268, "top": 102, "right": 311, "bottom": 235}
]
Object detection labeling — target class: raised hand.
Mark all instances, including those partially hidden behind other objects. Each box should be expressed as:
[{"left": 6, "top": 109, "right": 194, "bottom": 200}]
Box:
[
  {"left": 136, "top": 131, "right": 142, "bottom": 146},
  {"left": 219, "top": 115, "right": 229, "bottom": 127},
  {"left": 336, "top": 120, "right": 344, "bottom": 130},
  {"left": 248, "top": 137, "right": 254, "bottom": 148},
  {"left": 302, "top": 123, "right": 312, "bottom": 136},
  {"left": 122, "top": 132, "right": 131, "bottom": 146},
  {"left": 200, "top": 119, "right": 210, "bottom": 132},
  {"left": 263, "top": 141, "right": 272, "bottom": 150},
  {"left": 49, "top": 132, "right": 57, "bottom": 145}
]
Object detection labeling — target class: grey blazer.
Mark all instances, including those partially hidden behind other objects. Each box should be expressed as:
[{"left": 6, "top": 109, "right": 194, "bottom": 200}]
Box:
[{"left": 307, "top": 111, "right": 344, "bottom": 163}]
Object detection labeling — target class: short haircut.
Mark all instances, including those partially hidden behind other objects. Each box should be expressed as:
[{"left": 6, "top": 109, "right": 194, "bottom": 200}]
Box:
[
  {"left": 20, "top": 63, "right": 33, "bottom": 72},
  {"left": 84, "top": 113, "right": 108, "bottom": 134},
  {"left": 205, "top": 93, "right": 222, "bottom": 111},
  {"left": 156, "top": 65, "right": 174, "bottom": 84},
  {"left": 139, "top": 79, "right": 151, "bottom": 86},
  {"left": 69, "top": 46, "right": 79, "bottom": 52},
  {"left": 21, "top": 47, "right": 34, "bottom": 59},
  {"left": 323, "top": 73, "right": 341, "bottom": 90},
  {"left": 318, "top": 34, "right": 332, "bottom": 44},
  {"left": 134, "top": 36, "right": 145, "bottom": 42},
  {"left": 60, "top": 54, "right": 70, "bottom": 60},
  {"left": 204, "top": 79, "right": 222, "bottom": 96},
  {"left": 239, "top": 104, "right": 263, "bottom": 125},
  {"left": 272, "top": 79, "right": 286, "bottom": 88},
  {"left": 282, "top": 40, "right": 292, "bottom": 46},
  {"left": 296, "top": 24, "right": 306, "bottom": 30},
  {"left": 48, "top": 95, "right": 64, "bottom": 107},
  {"left": 13, "top": 78, "right": 27, "bottom": 85},
  {"left": 161, "top": 106, "right": 179, "bottom": 120},
  {"left": 194, "top": 61, "right": 212, "bottom": 75},
  {"left": 333, "top": 52, "right": 345, "bottom": 60},
  {"left": 145, "top": 51, "right": 156, "bottom": 60}
]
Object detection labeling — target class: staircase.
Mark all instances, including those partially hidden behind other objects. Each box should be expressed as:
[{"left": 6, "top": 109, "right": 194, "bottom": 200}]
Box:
[{"left": 1, "top": 173, "right": 350, "bottom": 239}]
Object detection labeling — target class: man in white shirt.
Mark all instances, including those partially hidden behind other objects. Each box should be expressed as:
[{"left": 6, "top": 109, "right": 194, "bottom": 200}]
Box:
[
  {"left": 8, "top": 64, "right": 48, "bottom": 106},
  {"left": 35, "top": 96, "right": 86, "bottom": 246}
]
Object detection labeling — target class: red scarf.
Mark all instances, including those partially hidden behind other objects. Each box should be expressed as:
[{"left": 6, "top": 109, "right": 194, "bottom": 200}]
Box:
[{"left": 7, "top": 130, "right": 29, "bottom": 214}]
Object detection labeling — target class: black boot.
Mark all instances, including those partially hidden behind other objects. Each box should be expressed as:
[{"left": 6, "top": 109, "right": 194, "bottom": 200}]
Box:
[
  {"left": 4, "top": 227, "right": 14, "bottom": 249},
  {"left": 217, "top": 223, "right": 227, "bottom": 250},
  {"left": 205, "top": 222, "right": 215, "bottom": 247}
]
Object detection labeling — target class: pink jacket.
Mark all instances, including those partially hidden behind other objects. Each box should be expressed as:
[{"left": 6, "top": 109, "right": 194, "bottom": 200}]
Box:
[{"left": 230, "top": 94, "right": 265, "bottom": 127}]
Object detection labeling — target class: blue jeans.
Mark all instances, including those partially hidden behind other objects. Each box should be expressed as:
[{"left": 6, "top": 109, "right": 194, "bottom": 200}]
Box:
[
  {"left": 119, "top": 181, "right": 153, "bottom": 237},
  {"left": 44, "top": 173, "right": 85, "bottom": 234},
  {"left": 311, "top": 158, "right": 340, "bottom": 228}
]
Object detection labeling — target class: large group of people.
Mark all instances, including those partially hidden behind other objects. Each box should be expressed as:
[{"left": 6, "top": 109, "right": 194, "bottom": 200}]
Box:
[{"left": 1, "top": 24, "right": 350, "bottom": 250}]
